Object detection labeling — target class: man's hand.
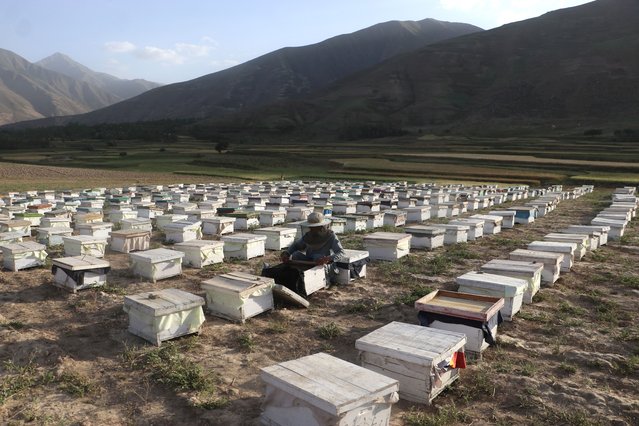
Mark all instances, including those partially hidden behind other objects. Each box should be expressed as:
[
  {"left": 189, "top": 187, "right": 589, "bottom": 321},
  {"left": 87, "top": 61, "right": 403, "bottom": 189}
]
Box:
[
  {"left": 280, "top": 252, "right": 291, "bottom": 263},
  {"left": 315, "top": 256, "right": 331, "bottom": 265}
]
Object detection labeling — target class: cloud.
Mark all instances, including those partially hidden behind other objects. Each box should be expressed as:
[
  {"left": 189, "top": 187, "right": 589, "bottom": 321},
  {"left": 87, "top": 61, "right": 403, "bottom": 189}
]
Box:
[
  {"left": 176, "top": 43, "right": 211, "bottom": 57},
  {"left": 104, "top": 41, "right": 136, "bottom": 53},
  {"left": 135, "top": 46, "right": 184, "bottom": 64}
]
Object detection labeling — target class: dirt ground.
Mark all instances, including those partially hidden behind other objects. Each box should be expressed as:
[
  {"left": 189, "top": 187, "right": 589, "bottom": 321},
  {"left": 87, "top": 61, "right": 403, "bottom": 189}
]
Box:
[{"left": 1, "top": 188, "right": 638, "bottom": 426}]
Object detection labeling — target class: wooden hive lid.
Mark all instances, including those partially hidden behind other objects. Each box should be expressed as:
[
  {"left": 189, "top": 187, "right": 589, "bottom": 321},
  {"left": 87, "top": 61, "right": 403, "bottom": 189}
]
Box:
[
  {"left": 404, "top": 225, "right": 445, "bottom": 237},
  {"left": 129, "top": 248, "right": 184, "bottom": 262},
  {"left": 1, "top": 241, "right": 46, "bottom": 253},
  {"left": 220, "top": 233, "right": 267, "bottom": 243},
  {"left": 38, "top": 227, "right": 73, "bottom": 235},
  {"left": 338, "top": 249, "right": 370, "bottom": 263},
  {"left": 260, "top": 352, "right": 398, "bottom": 416},
  {"left": 363, "top": 232, "right": 411, "bottom": 242},
  {"left": 174, "top": 239, "right": 224, "bottom": 249},
  {"left": 110, "top": 229, "right": 150, "bottom": 238},
  {"left": 201, "top": 272, "right": 274, "bottom": 296},
  {"left": 62, "top": 235, "right": 107, "bottom": 244},
  {"left": 1, "top": 220, "right": 31, "bottom": 227},
  {"left": 527, "top": 241, "right": 577, "bottom": 253},
  {"left": 544, "top": 233, "right": 588, "bottom": 243},
  {"left": 414, "top": 289, "right": 504, "bottom": 322},
  {"left": 124, "top": 288, "right": 204, "bottom": 316},
  {"left": 488, "top": 210, "right": 516, "bottom": 216},
  {"left": 164, "top": 220, "right": 201, "bottom": 230},
  {"left": 52, "top": 255, "right": 110, "bottom": 271},
  {"left": 481, "top": 259, "right": 544, "bottom": 275},
  {"left": 510, "top": 249, "right": 564, "bottom": 262},
  {"left": 455, "top": 271, "right": 527, "bottom": 297},
  {"left": 355, "top": 321, "right": 466, "bottom": 366},
  {"left": 253, "top": 227, "right": 297, "bottom": 235},
  {"left": 470, "top": 214, "right": 503, "bottom": 223}
]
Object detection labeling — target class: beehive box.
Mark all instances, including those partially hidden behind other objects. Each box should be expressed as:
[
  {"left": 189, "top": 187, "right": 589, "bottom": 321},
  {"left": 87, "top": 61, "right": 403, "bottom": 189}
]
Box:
[
  {"left": 260, "top": 352, "right": 399, "bottom": 426},
  {"left": 75, "top": 222, "right": 113, "bottom": 239},
  {"left": 285, "top": 206, "right": 313, "bottom": 222},
  {"left": 0, "top": 220, "right": 31, "bottom": 237},
  {"left": 14, "top": 212, "right": 44, "bottom": 227},
  {"left": 74, "top": 212, "right": 104, "bottom": 225},
  {"left": 440, "top": 224, "right": 469, "bottom": 245},
  {"left": 51, "top": 255, "right": 110, "bottom": 293},
  {"left": 155, "top": 214, "right": 189, "bottom": 231},
  {"left": 509, "top": 249, "right": 563, "bottom": 285},
  {"left": 329, "top": 217, "right": 346, "bottom": 234},
  {"left": 487, "top": 211, "right": 516, "bottom": 229},
  {"left": 201, "top": 216, "right": 236, "bottom": 235},
  {"left": 564, "top": 225, "right": 609, "bottom": 246},
  {"left": 403, "top": 226, "right": 445, "bottom": 250},
  {"left": 363, "top": 232, "right": 411, "bottom": 261},
  {"left": 129, "top": 248, "right": 184, "bottom": 282},
  {"left": 430, "top": 204, "right": 449, "bottom": 219},
  {"left": 480, "top": 259, "right": 543, "bottom": 304},
  {"left": 173, "top": 240, "right": 224, "bottom": 268},
  {"left": 332, "top": 200, "right": 357, "bottom": 215},
  {"left": 108, "top": 209, "right": 137, "bottom": 224},
  {"left": 120, "top": 217, "right": 153, "bottom": 232},
  {"left": 543, "top": 233, "right": 588, "bottom": 259},
  {"left": 591, "top": 217, "right": 625, "bottom": 240},
  {"left": 449, "top": 219, "right": 484, "bottom": 241},
  {"left": 1, "top": 241, "right": 48, "bottom": 271},
  {"left": 36, "top": 227, "right": 74, "bottom": 246},
  {"left": 507, "top": 206, "right": 537, "bottom": 224},
  {"left": 527, "top": 241, "right": 576, "bottom": 272},
  {"left": 0, "top": 231, "right": 23, "bottom": 245},
  {"left": 123, "top": 288, "right": 205, "bottom": 346},
  {"left": 221, "top": 233, "right": 266, "bottom": 260},
  {"left": 455, "top": 271, "right": 527, "bottom": 321},
  {"left": 40, "top": 217, "right": 72, "bottom": 229},
  {"left": 337, "top": 215, "right": 368, "bottom": 233},
  {"left": 403, "top": 206, "right": 431, "bottom": 223},
  {"left": 356, "top": 200, "right": 381, "bottom": 214},
  {"left": 356, "top": 321, "right": 466, "bottom": 404},
  {"left": 335, "top": 249, "right": 370, "bottom": 285},
  {"left": 283, "top": 261, "right": 328, "bottom": 296},
  {"left": 361, "top": 212, "right": 385, "bottom": 229},
  {"left": 253, "top": 226, "right": 297, "bottom": 250},
  {"left": 383, "top": 210, "right": 406, "bottom": 227},
  {"left": 201, "top": 272, "right": 274, "bottom": 322},
  {"left": 259, "top": 210, "right": 286, "bottom": 227},
  {"left": 225, "top": 211, "right": 260, "bottom": 231},
  {"left": 110, "top": 229, "right": 151, "bottom": 253},
  {"left": 62, "top": 235, "right": 107, "bottom": 258},
  {"left": 164, "top": 221, "right": 202, "bottom": 243},
  {"left": 186, "top": 209, "right": 216, "bottom": 223},
  {"left": 470, "top": 214, "right": 502, "bottom": 235},
  {"left": 415, "top": 290, "right": 504, "bottom": 357}
]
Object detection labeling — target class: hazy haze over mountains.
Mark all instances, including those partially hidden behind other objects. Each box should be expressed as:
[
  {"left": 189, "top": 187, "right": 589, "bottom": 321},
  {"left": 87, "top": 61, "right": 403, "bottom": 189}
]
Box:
[{"left": 0, "top": 50, "right": 160, "bottom": 126}]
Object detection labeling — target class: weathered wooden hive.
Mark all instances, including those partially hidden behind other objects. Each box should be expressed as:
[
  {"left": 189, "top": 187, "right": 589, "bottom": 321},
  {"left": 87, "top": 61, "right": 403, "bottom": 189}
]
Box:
[
  {"left": 63, "top": 235, "right": 107, "bottom": 258},
  {"left": 109, "top": 229, "right": 151, "bottom": 253},
  {"left": 129, "top": 248, "right": 184, "bottom": 282},
  {"left": 51, "top": 255, "right": 110, "bottom": 293},
  {"left": 480, "top": 259, "right": 543, "bottom": 304},
  {"left": 253, "top": 226, "right": 297, "bottom": 250},
  {"left": 335, "top": 249, "right": 370, "bottom": 285},
  {"left": 363, "top": 232, "right": 411, "bottom": 261},
  {"left": 509, "top": 249, "right": 564, "bottom": 285},
  {"left": 455, "top": 271, "right": 527, "bottom": 321},
  {"left": 173, "top": 240, "right": 224, "bottom": 268},
  {"left": 201, "top": 272, "right": 274, "bottom": 322},
  {"left": 163, "top": 221, "right": 202, "bottom": 243},
  {"left": 221, "top": 233, "right": 266, "bottom": 260},
  {"left": 1, "top": 241, "right": 48, "bottom": 271},
  {"left": 403, "top": 225, "right": 445, "bottom": 250}
]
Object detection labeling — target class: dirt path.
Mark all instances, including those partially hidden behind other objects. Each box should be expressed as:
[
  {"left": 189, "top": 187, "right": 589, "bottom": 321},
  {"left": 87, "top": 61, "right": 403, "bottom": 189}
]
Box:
[{"left": 0, "top": 188, "right": 637, "bottom": 425}]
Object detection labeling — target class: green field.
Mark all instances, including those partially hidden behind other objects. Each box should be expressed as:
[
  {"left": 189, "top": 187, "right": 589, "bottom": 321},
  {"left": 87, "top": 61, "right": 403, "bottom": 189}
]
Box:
[{"left": 1, "top": 133, "right": 638, "bottom": 187}]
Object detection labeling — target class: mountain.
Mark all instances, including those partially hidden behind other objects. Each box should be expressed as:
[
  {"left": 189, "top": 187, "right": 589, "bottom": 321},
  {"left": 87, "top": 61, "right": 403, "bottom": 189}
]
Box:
[
  {"left": 11, "top": 18, "right": 481, "bottom": 126},
  {"left": 36, "top": 53, "right": 160, "bottom": 100},
  {"left": 236, "top": 0, "right": 639, "bottom": 136}
]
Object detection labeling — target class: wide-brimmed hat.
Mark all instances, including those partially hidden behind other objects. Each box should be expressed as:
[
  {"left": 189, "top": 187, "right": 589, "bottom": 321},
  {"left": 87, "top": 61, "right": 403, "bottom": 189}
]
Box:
[{"left": 303, "top": 212, "right": 331, "bottom": 227}]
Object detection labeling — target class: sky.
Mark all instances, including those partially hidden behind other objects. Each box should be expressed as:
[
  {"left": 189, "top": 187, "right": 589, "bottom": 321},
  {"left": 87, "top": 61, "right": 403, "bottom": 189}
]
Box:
[{"left": 1, "top": 0, "right": 593, "bottom": 85}]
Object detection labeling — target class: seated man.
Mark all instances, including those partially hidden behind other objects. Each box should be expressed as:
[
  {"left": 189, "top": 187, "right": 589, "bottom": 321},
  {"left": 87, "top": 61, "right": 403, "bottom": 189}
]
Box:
[{"left": 281, "top": 212, "right": 344, "bottom": 265}]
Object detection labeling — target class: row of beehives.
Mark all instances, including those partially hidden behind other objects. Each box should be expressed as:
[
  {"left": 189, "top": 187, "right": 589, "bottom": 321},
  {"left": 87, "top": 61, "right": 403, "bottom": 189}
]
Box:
[
  {"left": 0, "top": 183, "right": 605, "bottom": 425},
  {"left": 258, "top": 185, "right": 639, "bottom": 425}
]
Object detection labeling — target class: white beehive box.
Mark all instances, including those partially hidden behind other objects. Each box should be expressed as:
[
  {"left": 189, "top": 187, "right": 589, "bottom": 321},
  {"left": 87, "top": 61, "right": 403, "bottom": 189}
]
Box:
[
  {"left": 0, "top": 220, "right": 31, "bottom": 237},
  {"left": 527, "top": 241, "right": 576, "bottom": 272},
  {"left": 129, "top": 248, "right": 184, "bottom": 282},
  {"left": 361, "top": 212, "right": 385, "bottom": 229},
  {"left": 335, "top": 249, "right": 369, "bottom": 285},
  {"left": 253, "top": 226, "right": 297, "bottom": 250},
  {"left": 284, "top": 261, "right": 329, "bottom": 296},
  {"left": 201, "top": 272, "right": 274, "bottom": 322},
  {"left": 164, "top": 221, "right": 202, "bottom": 243},
  {"left": 543, "top": 233, "right": 588, "bottom": 259},
  {"left": 332, "top": 200, "right": 357, "bottom": 215},
  {"left": 363, "top": 232, "right": 411, "bottom": 261},
  {"left": 221, "top": 233, "right": 266, "bottom": 260},
  {"left": 51, "top": 255, "right": 110, "bottom": 293},
  {"left": 1, "top": 241, "right": 48, "bottom": 271},
  {"left": 75, "top": 221, "right": 113, "bottom": 239},
  {"left": 455, "top": 271, "right": 527, "bottom": 321},
  {"left": 40, "top": 217, "right": 72, "bottom": 229},
  {"left": 155, "top": 214, "right": 189, "bottom": 231},
  {"left": 201, "top": 216, "right": 236, "bottom": 235},
  {"left": 480, "top": 259, "right": 543, "bottom": 304},
  {"left": 329, "top": 217, "right": 346, "bottom": 234},
  {"left": 403, "top": 206, "right": 431, "bottom": 223},
  {"left": 564, "top": 225, "right": 609, "bottom": 246},
  {"left": 591, "top": 217, "right": 625, "bottom": 240},
  {"left": 415, "top": 290, "right": 504, "bottom": 357},
  {"left": 285, "top": 206, "right": 313, "bottom": 222},
  {"left": 226, "top": 211, "right": 260, "bottom": 231},
  {"left": 259, "top": 210, "right": 286, "bottom": 227},
  {"left": 36, "top": 227, "right": 74, "bottom": 246},
  {"left": 356, "top": 200, "right": 381, "bottom": 214},
  {"left": 123, "top": 288, "right": 205, "bottom": 346},
  {"left": 355, "top": 321, "right": 466, "bottom": 404},
  {"left": 509, "top": 249, "right": 563, "bottom": 285},
  {"left": 186, "top": 209, "right": 216, "bottom": 223},
  {"left": 74, "top": 212, "right": 104, "bottom": 225},
  {"left": 0, "top": 231, "right": 23, "bottom": 245},
  {"left": 404, "top": 226, "right": 445, "bottom": 250},
  {"left": 430, "top": 204, "right": 449, "bottom": 219},
  {"left": 260, "top": 352, "right": 399, "bottom": 426},
  {"left": 108, "top": 209, "right": 137, "bottom": 224},
  {"left": 470, "top": 214, "right": 502, "bottom": 235},
  {"left": 15, "top": 212, "right": 43, "bottom": 227},
  {"left": 440, "top": 224, "right": 469, "bottom": 245},
  {"left": 449, "top": 219, "right": 484, "bottom": 241},
  {"left": 338, "top": 215, "right": 368, "bottom": 232},
  {"left": 173, "top": 240, "right": 224, "bottom": 268},
  {"left": 63, "top": 235, "right": 107, "bottom": 258},
  {"left": 488, "top": 211, "right": 516, "bottom": 228},
  {"left": 383, "top": 210, "right": 406, "bottom": 227},
  {"left": 120, "top": 217, "right": 153, "bottom": 233},
  {"left": 110, "top": 229, "right": 151, "bottom": 253}
]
